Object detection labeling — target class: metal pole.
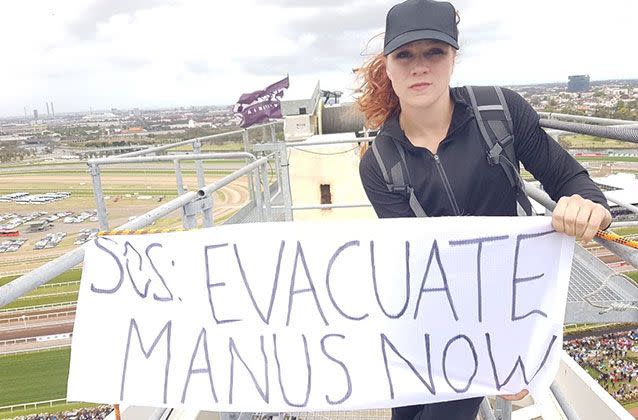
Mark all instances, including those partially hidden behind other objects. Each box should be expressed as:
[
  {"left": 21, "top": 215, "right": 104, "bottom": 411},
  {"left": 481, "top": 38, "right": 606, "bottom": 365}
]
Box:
[
  {"left": 88, "top": 163, "right": 109, "bottom": 231},
  {"left": 606, "top": 195, "right": 638, "bottom": 215},
  {"left": 242, "top": 130, "right": 255, "bottom": 202},
  {"left": 254, "top": 163, "right": 265, "bottom": 222},
  {"left": 273, "top": 145, "right": 282, "bottom": 201},
  {"left": 479, "top": 398, "right": 497, "bottom": 420},
  {"left": 173, "top": 159, "right": 193, "bottom": 228},
  {"left": 494, "top": 398, "right": 511, "bottom": 420},
  {"left": 611, "top": 221, "right": 638, "bottom": 228},
  {"left": 192, "top": 139, "right": 214, "bottom": 227},
  {"left": 89, "top": 152, "right": 256, "bottom": 166},
  {"left": 260, "top": 160, "right": 272, "bottom": 221},
  {"left": 174, "top": 159, "right": 185, "bottom": 196},
  {"left": 539, "top": 112, "right": 638, "bottom": 126},
  {"left": 192, "top": 139, "right": 206, "bottom": 188},
  {"left": 550, "top": 382, "right": 582, "bottom": 420},
  {"left": 254, "top": 138, "right": 374, "bottom": 150},
  {"left": 539, "top": 119, "right": 638, "bottom": 143},
  {"left": 277, "top": 143, "right": 294, "bottom": 221}
]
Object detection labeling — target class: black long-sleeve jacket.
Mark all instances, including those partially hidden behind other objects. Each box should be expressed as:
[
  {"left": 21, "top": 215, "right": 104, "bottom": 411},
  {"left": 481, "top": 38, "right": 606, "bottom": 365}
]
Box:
[{"left": 359, "top": 87, "right": 609, "bottom": 218}]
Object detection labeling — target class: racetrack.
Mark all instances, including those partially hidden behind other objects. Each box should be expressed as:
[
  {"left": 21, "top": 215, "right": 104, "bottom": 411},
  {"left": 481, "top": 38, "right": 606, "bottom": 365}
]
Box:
[
  {"left": 1, "top": 168, "right": 252, "bottom": 354},
  {"left": 0, "top": 177, "right": 251, "bottom": 277},
  {"left": 0, "top": 306, "right": 76, "bottom": 355}
]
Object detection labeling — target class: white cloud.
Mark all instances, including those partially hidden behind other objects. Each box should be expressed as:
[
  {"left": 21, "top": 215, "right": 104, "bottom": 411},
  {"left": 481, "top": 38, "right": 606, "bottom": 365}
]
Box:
[{"left": 1, "top": 0, "right": 637, "bottom": 117}]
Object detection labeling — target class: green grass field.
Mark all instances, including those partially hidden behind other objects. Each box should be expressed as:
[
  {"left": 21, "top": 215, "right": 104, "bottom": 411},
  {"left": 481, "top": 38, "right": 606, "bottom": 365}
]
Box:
[
  {"left": 575, "top": 156, "right": 638, "bottom": 163},
  {"left": 612, "top": 227, "right": 638, "bottom": 236},
  {"left": 24, "top": 284, "right": 79, "bottom": 297},
  {"left": 0, "top": 269, "right": 82, "bottom": 287},
  {"left": 0, "top": 348, "right": 70, "bottom": 406},
  {"left": 562, "top": 134, "right": 638, "bottom": 149},
  {"left": 624, "top": 400, "right": 638, "bottom": 409},
  {"left": 0, "top": 270, "right": 82, "bottom": 310},
  {"left": 2, "top": 292, "right": 79, "bottom": 311}
]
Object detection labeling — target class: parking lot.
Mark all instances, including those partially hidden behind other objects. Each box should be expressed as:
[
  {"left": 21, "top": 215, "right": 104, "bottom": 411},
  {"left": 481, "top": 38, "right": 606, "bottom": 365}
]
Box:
[
  {"left": 0, "top": 191, "right": 71, "bottom": 205},
  {"left": 0, "top": 238, "right": 27, "bottom": 253}
]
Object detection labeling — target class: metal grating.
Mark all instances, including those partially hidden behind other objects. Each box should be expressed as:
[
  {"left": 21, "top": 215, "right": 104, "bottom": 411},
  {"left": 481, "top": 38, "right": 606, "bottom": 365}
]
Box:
[{"left": 567, "top": 244, "right": 635, "bottom": 303}]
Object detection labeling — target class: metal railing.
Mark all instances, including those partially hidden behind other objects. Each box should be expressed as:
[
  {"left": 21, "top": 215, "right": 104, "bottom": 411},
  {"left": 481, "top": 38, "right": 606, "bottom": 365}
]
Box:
[
  {"left": 0, "top": 310, "right": 76, "bottom": 324},
  {"left": 0, "top": 155, "right": 272, "bottom": 308},
  {"left": 0, "top": 301, "right": 77, "bottom": 314},
  {"left": 1, "top": 115, "right": 638, "bottom": 420},
  {"left": 0, "top": 398, "right": 68, "bottom": 414}
]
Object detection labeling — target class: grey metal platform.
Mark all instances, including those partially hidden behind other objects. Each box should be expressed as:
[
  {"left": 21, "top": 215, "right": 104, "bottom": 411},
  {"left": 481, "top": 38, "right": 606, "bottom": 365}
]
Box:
[{"left": 566, "top": 244, "right": 638, "bottom": 323}]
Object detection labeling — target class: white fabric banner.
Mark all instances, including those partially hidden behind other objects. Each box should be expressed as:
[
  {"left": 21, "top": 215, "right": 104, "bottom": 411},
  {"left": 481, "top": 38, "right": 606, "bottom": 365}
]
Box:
[{"left": 67, "top": 216, "right": 574, "bottom": 412}]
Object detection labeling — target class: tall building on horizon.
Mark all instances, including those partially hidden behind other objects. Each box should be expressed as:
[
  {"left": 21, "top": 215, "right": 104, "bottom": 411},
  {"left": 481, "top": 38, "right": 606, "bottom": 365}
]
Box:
[
  {"left": 568, "top": 74, "right": 590, "bottom": 92},
  {"left": 33, "top": 109, "right": 38, "bottom": 121}
]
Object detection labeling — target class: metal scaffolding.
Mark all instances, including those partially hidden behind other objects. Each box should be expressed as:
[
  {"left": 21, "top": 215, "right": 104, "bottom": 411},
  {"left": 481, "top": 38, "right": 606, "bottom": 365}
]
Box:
[{"left": 1, "top": 116, "right": 638, "bottom": 420}]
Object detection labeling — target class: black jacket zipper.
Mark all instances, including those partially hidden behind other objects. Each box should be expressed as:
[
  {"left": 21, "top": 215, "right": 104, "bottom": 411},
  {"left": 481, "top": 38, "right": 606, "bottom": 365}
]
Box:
[{"left": 432, "top": 154, "right": 461, "bottom": 215}]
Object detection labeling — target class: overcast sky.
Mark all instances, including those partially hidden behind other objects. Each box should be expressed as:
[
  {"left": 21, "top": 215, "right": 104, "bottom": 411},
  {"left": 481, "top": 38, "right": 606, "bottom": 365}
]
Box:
[{"left": 2, "top": 0, "right": 637, "bottom": 117}]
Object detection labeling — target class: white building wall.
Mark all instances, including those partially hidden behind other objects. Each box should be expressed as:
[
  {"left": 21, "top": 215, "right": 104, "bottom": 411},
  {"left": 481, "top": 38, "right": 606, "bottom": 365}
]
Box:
[{"left": 288, "top": 133, "right": 376, "bottom": 221}]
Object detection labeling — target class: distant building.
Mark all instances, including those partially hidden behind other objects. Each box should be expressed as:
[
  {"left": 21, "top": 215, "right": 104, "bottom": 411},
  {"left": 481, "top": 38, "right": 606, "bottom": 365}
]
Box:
[
  {"left": 568, "top": 75, "right": 590, "bottom": 92},
  {"left": 281, "top": 82, "right": 323, "bottom": 140},
  {"left": 33, "top": 109, "right": 38, "bottom": 121},
  {"left": 121, "top": 127, "right": 146, "bottom": 134}
]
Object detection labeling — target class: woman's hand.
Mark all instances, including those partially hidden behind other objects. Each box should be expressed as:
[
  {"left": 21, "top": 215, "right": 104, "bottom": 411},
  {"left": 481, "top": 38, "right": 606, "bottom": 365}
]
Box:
[
  {"left": 552, "top": 194, "right": 612, "bottom": 243},
  {"left": 501, "top": 389, "right": 529, "bottom": 401}
]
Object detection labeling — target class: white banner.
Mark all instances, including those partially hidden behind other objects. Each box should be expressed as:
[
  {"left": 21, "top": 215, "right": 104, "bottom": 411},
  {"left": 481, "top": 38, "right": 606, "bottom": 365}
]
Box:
[{"left": 67, "top": 217, "right": 574, "bottom": 412}]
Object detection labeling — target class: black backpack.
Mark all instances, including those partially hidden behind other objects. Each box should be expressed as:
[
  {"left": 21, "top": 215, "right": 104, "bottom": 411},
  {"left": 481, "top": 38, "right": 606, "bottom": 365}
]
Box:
[{"left": 370, "top": 85, "right": 534, "bottom": 217}]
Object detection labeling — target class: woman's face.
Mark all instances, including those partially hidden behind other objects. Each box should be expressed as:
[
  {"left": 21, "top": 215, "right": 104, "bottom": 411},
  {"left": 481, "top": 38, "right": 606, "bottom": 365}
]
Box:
[{"left": 385, "top": 39, "right": 456, "bottom": 110}]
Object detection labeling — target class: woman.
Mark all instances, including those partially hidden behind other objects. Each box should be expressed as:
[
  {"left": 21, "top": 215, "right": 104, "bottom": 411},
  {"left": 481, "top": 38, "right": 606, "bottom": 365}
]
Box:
[{"left": 357, "top": 0, "right": 612, "bottom": 419}]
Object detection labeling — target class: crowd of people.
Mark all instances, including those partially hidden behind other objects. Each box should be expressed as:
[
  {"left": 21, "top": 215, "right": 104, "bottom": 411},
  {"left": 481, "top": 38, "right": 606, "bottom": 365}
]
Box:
[
  {"left": 5, "top": 332, "right": 638, "bottom": 418},
  {"left": 564, "top": 330, "right": 638, "bottom": 403},
  {"left": 12, "top": 406, "right": 113, "bottom": 420}
]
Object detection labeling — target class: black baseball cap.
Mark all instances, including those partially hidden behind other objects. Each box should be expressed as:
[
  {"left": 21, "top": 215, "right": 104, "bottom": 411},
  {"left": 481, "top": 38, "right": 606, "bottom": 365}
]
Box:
[{"left": 383, "top": 0, "right": 459, "bottom": 56}]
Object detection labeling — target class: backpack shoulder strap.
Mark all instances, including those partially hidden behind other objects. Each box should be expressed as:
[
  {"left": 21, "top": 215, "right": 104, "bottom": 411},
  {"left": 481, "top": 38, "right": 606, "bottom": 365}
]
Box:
[
  {"left": 371, "top": 135, "right": 428, "bottom": 217},
  {"left": 465, "top": 86, "right": 534, "bottom": 216}
]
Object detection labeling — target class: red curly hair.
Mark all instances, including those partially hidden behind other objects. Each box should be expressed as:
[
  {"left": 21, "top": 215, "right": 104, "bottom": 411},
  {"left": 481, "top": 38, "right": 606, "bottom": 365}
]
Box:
[
  {"left": 357, "top": 12, "right": 461, "bottom": 129},
  {"left": 356, "top": 53, "right": 398, "bottom": 129}
]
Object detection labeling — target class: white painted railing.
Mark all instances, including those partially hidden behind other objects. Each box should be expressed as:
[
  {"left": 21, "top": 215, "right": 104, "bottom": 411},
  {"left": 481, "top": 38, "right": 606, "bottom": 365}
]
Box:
[
  {"left": 0, "top": 301, "right": 77, "bottom": 313},
  {"left": 17, "top": 290, "right": 78, "bottom": 300},
  {"left": 0, "top": 398, "right": 67, "bottom": 413},
  {"left": 0, "top": 310, "right": 76, "bottom": 324}
]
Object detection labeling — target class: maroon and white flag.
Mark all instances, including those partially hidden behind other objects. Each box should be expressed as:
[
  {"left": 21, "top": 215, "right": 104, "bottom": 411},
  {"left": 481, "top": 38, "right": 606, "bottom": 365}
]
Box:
[{"left": 233, "top": 76, "right": 289, "bottom": 128}]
